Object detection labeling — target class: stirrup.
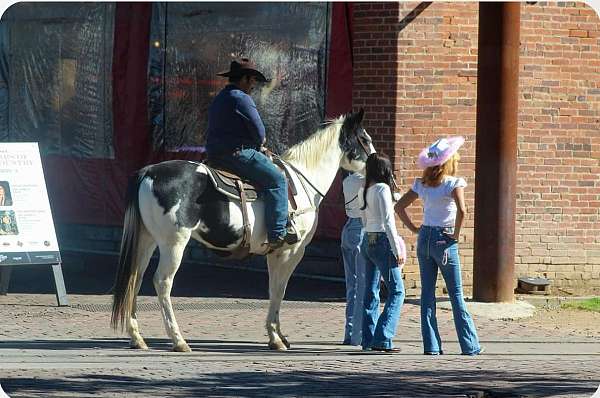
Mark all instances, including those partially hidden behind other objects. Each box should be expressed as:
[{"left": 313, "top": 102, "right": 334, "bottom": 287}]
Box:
[
  {"left": 284, "top": 219, "right": 300, "bottom": 244},
  {"left": 267, "top": 238, "right": 285, "bottom": 252}
]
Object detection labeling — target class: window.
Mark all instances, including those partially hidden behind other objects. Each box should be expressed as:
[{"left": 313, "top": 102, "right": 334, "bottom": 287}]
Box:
[
  {"left": 0, "top": 3, "right": 114, "bottom": 158},
  {"left": 149, "top": 2, "right": 329, "bottom": 154}
]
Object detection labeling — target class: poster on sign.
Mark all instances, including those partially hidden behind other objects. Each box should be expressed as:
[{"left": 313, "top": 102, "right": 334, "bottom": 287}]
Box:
[
  {"left": 0, "top": 143, "right": 60, "bottom": 263},
  {"left": 0, "top": 143, "right": 67, "bottom": 306}
]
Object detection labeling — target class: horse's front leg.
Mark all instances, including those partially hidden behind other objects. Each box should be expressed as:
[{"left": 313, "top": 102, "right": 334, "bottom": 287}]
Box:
[
  {"left": 266, "top": 249, "right": 304, "bottom": 350},
  {"left": 154, "top": 233, "right": 191, "bottom": 352}
]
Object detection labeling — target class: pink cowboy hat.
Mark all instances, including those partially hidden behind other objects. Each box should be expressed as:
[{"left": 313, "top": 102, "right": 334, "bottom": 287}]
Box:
[{"left": 417, "top": 136, "right": 465, "bottom": 168}]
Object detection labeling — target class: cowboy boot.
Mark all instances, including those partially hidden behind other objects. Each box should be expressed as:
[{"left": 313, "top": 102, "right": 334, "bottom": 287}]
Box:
[{"left": 284, "top": 218, "right": 300, "bottom": 244}]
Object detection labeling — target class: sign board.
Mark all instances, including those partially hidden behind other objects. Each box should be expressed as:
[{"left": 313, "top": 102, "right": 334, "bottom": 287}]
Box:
[
  {"left": 0, "top": 142, "right": 67, "bottom": 306},
  {"left": 0, "top": 143, "right": 61, "bottom": 264}
]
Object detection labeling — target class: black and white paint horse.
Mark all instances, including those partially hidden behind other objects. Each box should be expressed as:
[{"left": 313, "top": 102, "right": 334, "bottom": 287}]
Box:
[{"left": 111, "top": 109, "right": 375, "bottom": 352}]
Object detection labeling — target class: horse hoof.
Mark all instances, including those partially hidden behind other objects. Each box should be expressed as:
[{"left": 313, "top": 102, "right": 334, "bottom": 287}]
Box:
[
  {"left": 130, "top": 340, "right": 148, "bottom": 350},
  {"left": 281, "top": 338, "right": 291, "bottom": 349},
  {"left": 173, "top": 342, "right": 192, "bottom": 352},
  {"left": 268, "top": 341, "right": 288, "bottom": 351}
]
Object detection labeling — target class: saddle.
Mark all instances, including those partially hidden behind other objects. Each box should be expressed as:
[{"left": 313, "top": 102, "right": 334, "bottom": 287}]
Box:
[
  {"left": 204, "top": 157, "right": 297, "bottom": 205},
  {"left": 205, "top": 167, "right": 259, "bottom": 202},
  {"left": 203, "top": 157, "right": 299, "bottom": 258}
]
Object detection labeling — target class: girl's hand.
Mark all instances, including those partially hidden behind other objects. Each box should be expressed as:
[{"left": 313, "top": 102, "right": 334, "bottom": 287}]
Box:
[
  {"left": 397, "top": 256, "right": 405, "bottom": 267},
  {"left": 445, "top": 232, "right": 458, "bottom": 241},
  {"left": 396, "top": 238, "right": 407, "bottom": 268}
]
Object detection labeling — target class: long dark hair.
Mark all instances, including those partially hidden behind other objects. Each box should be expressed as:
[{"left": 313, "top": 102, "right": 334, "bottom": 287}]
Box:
[{"left": 361, "top": 153, "right": 394, "bottom": 210}]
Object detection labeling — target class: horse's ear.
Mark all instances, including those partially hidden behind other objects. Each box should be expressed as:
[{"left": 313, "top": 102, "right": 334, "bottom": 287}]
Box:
[
  {"left": 356, "top": 108, "right": 364, "bottom": 124},
  {"left": 344, "top": 108, "right": 365, "bottom": 130}
]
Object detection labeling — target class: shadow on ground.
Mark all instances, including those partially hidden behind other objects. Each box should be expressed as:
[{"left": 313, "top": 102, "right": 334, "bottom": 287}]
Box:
[
  {"left": 2, "top": 367, "right": 596, "bottom": 398},
  {"left": 4, "top": 251, "right": 347, "bottom": 301},
  {"left": 0, "top": 338, "right": 428, "bottom": 352}
]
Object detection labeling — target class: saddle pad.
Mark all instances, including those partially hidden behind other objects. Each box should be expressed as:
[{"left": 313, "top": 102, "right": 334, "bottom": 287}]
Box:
[{"left": 204, "top": 166, "right": 258, "bottom": 201}]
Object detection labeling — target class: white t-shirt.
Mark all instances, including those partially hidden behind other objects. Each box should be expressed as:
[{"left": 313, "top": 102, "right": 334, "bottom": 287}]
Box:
[
  {"left": 358, "top": 183, "right": 406, "bottom": 261},
  {"left": 342, "top": 173, "right": 365, "bottom": 219},
  {"left": 412, "top": 176, "right": 467, "bottom": 227}
]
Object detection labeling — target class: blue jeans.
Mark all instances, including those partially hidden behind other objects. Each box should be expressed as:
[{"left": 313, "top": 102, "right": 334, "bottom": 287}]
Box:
[
  {"left": 417, "top": 226, "right": 481, "bottom": 355},
  {"left": 340, "top": 217, "right": 365, "bottom": 346},
  {"left": 208, "top": 148, "right": 288, "bottom": 242},
  {"left": 360, "top": 232, "right": 405, "bottom": 350}
]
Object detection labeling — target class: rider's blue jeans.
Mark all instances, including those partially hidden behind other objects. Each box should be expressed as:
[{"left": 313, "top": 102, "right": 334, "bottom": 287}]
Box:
[
  {"left": 360, "top": 232, "right": 405, "bottom": 350},
  {"left": 340, "top": 217, "right": 365, "bottom": 345},
  {"left": 417, "top": 226, "right": 481, "bottom": 355},
  {"left": 208, "top": 148, "right": 288, "bottom": 242}
]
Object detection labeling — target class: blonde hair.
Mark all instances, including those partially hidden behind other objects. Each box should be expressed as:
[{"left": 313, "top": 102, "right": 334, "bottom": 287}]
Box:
[{"left": 421, "top": 152, "right": 460, "bottom": 187}]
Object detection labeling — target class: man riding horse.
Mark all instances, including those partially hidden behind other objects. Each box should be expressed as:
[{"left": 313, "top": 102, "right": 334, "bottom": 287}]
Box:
[{"left": 205, "top": 58, "right": 298, "bottom": 251}]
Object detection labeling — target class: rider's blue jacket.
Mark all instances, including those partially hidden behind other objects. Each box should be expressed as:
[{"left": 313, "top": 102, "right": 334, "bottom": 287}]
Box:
[{"left": 205, "top": 84, "right": 266, "bottom": 155}]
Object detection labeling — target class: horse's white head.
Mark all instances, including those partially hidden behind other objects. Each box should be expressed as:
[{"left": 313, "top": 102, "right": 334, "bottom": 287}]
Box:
[{"left": 339, "top": 109, "right": 375, "bottom": 174}]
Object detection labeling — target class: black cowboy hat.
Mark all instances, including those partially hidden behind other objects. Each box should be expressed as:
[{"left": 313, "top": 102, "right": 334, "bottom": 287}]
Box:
[{"left": 217, "top": 58, "right": 269, "bottom": 83}]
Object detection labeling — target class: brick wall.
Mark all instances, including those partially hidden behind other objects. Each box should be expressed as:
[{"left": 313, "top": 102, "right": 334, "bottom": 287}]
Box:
[
  {"left": 352, "top": 1, "right": 600, "bottom": 296},
  {"left": 352, "top": 2, "right": 402, "bottom": 165},
  {"left": 518, "top": 1, "right": 600, "bottom": 294}
]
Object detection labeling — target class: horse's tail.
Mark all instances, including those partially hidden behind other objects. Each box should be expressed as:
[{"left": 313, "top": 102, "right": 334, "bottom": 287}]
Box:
[{"left": 110, "top": 166, "right": 151, "bottom": 331}]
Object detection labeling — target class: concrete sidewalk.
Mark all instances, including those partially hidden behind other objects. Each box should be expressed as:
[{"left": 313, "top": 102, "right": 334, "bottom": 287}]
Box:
[{"left": 0, "top": 293, "right": 599, "bottom": 397}]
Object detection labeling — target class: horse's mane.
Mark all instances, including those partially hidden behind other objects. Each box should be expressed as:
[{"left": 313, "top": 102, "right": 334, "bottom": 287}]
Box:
[{"left": 281, "top": 115, "right": 345, "bottom": 170}]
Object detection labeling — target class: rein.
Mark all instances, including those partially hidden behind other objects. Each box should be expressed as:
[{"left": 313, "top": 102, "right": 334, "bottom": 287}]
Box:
[
  {"left": 357, "top": 136, "right": 372, "bottom": 158},
  {"left": 344, "top": 194, "right": 358, "bottom": 206},
  {"left": 271, "top": 153, "right": 327, "bottom": 199}
]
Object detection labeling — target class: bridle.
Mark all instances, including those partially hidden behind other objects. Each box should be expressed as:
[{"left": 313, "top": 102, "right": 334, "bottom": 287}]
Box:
[
  {"left": 356, "top": 134, "right": 372, "bottom": 158},
  {"left": 353, "top": 134, "right": 402, "bottom": 193}
]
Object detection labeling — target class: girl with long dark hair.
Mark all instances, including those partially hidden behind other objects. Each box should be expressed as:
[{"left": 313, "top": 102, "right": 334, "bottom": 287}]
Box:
[{"left": 358, "top": 153, "right": 406, "bottom": 352}]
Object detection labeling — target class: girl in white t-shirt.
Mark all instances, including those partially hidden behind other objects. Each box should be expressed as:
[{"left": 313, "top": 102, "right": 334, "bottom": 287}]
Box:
[
  {"left": 358, "top": 153, "right": 406, "bottom": 352},
  {"left": 395, "top": 137, "right": 482, "bottom": 356},
  {"left": 340, "top": 171, "right": 366, "bottom": 346}
]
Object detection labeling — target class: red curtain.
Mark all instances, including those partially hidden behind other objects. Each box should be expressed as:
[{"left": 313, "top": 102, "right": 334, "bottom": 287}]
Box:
[{"left": 314, "top": 2, "right": 354, "bottom": 239}]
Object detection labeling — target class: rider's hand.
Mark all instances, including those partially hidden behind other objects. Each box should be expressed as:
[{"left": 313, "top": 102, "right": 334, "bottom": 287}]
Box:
[
  {"left": 260, "top": 146, "right": 271, "bottom": 156},
  {"left": 261, "top": 146, "right": 273, "bottom": 161}
]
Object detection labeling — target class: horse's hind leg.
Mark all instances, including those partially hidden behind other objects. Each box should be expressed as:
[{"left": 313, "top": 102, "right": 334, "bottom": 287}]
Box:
[
  {"left": 266, "top": 250, "right": 304, "bottom": 351},
  {"left": 127, "top": 227, "right": 157, "bottom": 349},
  {"left": 154, "top": 231, "right": 192, "bottom": 352}
]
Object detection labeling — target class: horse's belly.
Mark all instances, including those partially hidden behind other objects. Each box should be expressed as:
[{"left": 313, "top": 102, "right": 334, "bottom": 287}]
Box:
[{"left": 191, "top": 201, "right": 247, "bottom": 250}]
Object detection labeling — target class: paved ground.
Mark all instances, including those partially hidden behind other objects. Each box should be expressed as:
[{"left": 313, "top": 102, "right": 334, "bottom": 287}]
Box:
[{"left": 0, "top": 288, "right": 599, "bottom": 398}]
